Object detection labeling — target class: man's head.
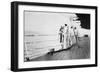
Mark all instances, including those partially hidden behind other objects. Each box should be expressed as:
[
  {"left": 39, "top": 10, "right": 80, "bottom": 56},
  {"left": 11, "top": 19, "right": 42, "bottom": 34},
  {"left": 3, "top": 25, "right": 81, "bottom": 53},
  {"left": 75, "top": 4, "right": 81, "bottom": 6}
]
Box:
[
  {"left": 65, "top": 24, "right": 67, "bottom": 26},
  {"left": 74, "top": 27, "right": 76, "bottom": 30},
  {"left": 71, "top": 26, "right": 73, "bottom": 29}
]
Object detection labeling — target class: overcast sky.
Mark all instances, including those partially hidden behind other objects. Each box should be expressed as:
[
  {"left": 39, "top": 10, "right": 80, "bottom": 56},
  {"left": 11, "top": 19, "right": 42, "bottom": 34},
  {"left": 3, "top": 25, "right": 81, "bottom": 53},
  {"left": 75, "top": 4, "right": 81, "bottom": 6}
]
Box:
[{"left": 24, "top": 11, "right": 77, "bottom": 35}]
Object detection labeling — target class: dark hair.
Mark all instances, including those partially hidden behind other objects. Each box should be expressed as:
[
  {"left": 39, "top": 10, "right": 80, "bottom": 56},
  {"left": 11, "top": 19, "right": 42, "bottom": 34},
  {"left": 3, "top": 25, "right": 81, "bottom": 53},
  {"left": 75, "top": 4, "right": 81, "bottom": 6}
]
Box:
[
  {"left": 71, "top": 26, "right": 73, "bottom": 28},
  {"left": 65, "top": 24, "right": 67, "bottom": 26},
  {"left": 74, "top": 27, "right": 76, "bottom": 29}
]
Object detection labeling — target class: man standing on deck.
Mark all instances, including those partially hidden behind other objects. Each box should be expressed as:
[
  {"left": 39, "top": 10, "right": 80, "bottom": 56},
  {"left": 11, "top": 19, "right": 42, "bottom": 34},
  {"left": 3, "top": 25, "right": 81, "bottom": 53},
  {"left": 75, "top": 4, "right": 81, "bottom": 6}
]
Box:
[
  {"left": 63, "top": 24, "right": 69, "bottom": 49},
  {"left": 59, "top": 26, "right": 64, "bottom": 49}
]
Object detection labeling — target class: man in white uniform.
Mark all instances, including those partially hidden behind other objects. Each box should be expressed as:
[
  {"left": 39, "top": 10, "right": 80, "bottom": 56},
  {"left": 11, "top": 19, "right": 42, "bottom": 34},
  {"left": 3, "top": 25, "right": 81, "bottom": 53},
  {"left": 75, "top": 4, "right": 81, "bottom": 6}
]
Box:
[{"left": 63, "top": 24, "right": 69, "bottom": 49}]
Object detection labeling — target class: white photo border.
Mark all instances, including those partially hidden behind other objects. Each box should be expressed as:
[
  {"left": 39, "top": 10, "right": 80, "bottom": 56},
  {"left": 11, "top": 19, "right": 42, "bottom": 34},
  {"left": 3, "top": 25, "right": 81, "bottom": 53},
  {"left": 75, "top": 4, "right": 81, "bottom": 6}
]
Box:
[{"left": 18, "top": 5, "right": 96, "bottom": 69}]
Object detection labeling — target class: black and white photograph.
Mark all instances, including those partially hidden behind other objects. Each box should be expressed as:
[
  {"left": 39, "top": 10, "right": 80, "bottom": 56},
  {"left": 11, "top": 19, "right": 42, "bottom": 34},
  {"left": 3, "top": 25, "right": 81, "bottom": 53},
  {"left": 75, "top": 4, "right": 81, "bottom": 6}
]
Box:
[
  {"left": 24, "top": 11, "right": 90, "bottom": 62},
  {"left": 11, "top": 1, "right": 97, "bottom": 71}
]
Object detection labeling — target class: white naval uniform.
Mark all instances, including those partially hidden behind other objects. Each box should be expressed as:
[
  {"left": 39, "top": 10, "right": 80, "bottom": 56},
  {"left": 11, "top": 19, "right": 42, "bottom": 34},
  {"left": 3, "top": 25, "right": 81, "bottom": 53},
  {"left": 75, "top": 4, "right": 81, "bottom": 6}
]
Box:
[{"left": 63, "top": 26, "right": 69, "bottom": 49}]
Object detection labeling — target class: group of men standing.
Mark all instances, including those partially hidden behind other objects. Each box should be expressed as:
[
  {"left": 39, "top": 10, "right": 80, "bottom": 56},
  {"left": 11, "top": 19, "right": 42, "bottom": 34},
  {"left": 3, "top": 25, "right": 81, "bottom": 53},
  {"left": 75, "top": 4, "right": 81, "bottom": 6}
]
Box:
[{"left": 59, "top": 24, "right": 78, "bottom": 49}]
